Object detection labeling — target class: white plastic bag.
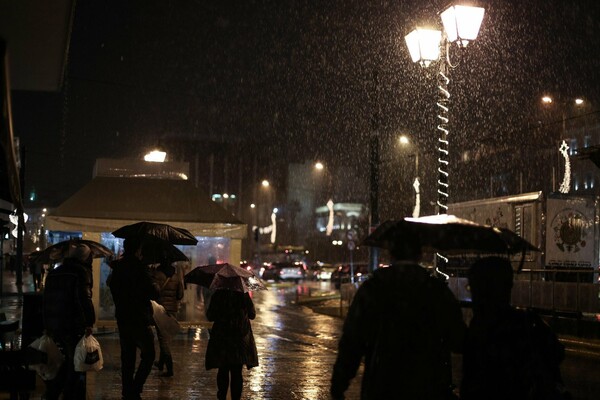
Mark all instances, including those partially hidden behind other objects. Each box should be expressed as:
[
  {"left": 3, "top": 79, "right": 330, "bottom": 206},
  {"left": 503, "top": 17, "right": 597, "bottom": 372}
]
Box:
[
  {"left": 151, "top": 300, "right": 181, "bottom": 338},
  {"left": 28, "top": 334, "right": 65, "bottom": 380},
  {"left": 74, "top": 334, "right": 103, "bottom": 372}
]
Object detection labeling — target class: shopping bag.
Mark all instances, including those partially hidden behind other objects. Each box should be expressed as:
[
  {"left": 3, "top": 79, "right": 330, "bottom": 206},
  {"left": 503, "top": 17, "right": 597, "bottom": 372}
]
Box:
[
  {"left": 151, "top": 300, "right": 181, "bottom": 338},
  {"left": 28, "top": 334, "right": 64, "bottom": 380},
  {"left": 74, "top": 334, "right": 103, "bottom": 372}
]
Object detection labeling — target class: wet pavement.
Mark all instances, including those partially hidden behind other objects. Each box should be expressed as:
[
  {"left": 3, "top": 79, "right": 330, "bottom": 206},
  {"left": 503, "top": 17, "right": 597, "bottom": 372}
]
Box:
[
  {"left": 2, "top": 271, "right": 600, "bottom": 399},
  {"left": 1, "top": 272, "right": 363, "bottom": 399}
]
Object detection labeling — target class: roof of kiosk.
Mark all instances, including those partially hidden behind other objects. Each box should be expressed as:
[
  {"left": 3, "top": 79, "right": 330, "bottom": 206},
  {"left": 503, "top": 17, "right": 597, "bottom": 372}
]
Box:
[{"left": 45, "top": 177, "right": 246, "bottom": 238}]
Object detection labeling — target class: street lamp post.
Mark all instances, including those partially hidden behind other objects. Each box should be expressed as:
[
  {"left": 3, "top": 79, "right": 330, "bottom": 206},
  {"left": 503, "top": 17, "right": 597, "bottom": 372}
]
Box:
[{"left": 405, "top": 4, "right": 485, "bottom": 214}]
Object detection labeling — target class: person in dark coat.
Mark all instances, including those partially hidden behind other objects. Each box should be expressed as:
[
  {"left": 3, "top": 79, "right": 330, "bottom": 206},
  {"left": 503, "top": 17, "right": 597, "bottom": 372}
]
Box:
[
  {"left": 460, "top": 256, "right": 569, "bottom": 400},
  {"left": 43, "top": 243, "right": 95, "bottom": 400},
  {"left": 205, "top": 289, "right": 258, "bottom": 400},
  {"left": 151, "top": 261, "right": 184, "bottom": 377},
  {"left": 108, "top": 238, "right": 160, "bottom": 400},
  {"left": 331, "top": 234, "right": 466, "bottom": 400}
]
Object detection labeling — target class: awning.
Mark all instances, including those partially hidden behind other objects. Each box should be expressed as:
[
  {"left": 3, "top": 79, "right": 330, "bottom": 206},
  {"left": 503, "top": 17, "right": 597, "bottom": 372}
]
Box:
[{"left": 46, "top": 176, "right": 247, "bottom": 239}]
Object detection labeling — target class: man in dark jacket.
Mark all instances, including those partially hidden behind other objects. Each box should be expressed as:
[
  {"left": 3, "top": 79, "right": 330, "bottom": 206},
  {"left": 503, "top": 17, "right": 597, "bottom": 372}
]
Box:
[
  {"left": 108, "top": 238, "right": 160, "bottom": 400},
  {"left": 460, "top": 257, "right": 569, "bottom": 400},
  {"left": 331, "top": 235, "right": 466, "bottom": 400},
  {"left": 151, "top": 261, "right": 184, "bottom": 377},
  {"left": 43, "top": 243, "right": 95, "bottom": 400}
]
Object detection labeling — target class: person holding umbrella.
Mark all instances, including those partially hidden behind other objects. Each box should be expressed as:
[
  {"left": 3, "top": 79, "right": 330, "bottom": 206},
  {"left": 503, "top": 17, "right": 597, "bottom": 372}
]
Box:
[
  {"left": 150, "top": 258, "right": 184, "bottom": 377},
  {"left": 185, "top": 263, "right": 263, "bottom": 400},
  {"left": 330, "top": 232, "right": 466, "bottom": 400},
  {"left": 108, "top": 238, "right": 160, "bottom": 400},
  {"left": 42, "top": 243, "right": 96, "bottom": 400}
]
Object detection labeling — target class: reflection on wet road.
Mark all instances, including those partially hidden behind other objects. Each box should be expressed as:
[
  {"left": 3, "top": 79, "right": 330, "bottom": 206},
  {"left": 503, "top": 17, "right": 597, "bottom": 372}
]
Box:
[{"left": 245, "top": 282, "right": 362, "bottom": 399}]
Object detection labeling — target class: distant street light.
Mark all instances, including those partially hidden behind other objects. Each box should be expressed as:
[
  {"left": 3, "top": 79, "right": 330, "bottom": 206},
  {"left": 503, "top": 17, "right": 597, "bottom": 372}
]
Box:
[
  {"left": 405, "top": 3, "right": 485, "bottom": 213},
  {"left": 261, "top": 179, "right": 270, "bottom": 187},
  {"left": 314, "top": 162, "right": 324, "bottom": 170},
  {"left": 144, "top": 150, "right": 166, "bottom": 162}
]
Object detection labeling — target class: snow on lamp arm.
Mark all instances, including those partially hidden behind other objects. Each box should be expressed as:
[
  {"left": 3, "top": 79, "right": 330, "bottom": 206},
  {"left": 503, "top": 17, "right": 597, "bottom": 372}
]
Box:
[{"left": 559, "top": 140, "right": 571, "bottom": 194}]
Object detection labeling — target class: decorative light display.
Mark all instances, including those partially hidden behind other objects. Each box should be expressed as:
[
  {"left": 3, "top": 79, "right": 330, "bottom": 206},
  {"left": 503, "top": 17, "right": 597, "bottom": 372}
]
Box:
[
  {"left": 326, "top": 199, "right": 334, "bottom": 236},
  {"left": 270, "top": 210, "right": 277, "bottom": 244},
  {"left": 559, "top": 140, "right": 571, "bottom": 194},
  {"left": 405, "top": 4, "right": 485, "bottom": 214},
  {"left": 437, "top": 70, "right": 450, "bottom": 212},
  {"left": 412, "top": 177, "right": 421, "bottom": 218},
  {"left": 9, "top": 210, "right": 28, "bottom": 238}
]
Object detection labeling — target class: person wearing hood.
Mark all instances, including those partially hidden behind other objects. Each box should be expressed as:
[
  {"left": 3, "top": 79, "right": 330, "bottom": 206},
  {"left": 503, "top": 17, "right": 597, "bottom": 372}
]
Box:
[
  {"left": 108, "top": 238, "right": 160, "bottom": 400},
  {"left": 43, "top": 243, "right": 96, "bottom": 400},
  {"left": 331, "top": 233, "right": 466, "bottom": 400}
]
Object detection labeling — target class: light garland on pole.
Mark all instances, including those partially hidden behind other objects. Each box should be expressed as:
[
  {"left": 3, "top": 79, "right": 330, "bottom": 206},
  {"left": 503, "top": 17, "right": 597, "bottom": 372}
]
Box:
[
  {"left": 405, "top": 4, "right": 485, "bottom": 214},
  {"left": 558, "top": 140, "right": 571, "bottom": 194}
]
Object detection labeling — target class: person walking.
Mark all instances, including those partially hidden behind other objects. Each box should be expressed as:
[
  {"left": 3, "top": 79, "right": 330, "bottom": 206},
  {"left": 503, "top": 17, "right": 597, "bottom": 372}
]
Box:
[
  {"left": 151, "top": 260, "right": 184, "bottom": 377},
  {"left": 43, "top": 243, "right": 95, "bottom": 400},
  {"left": 205, "top": 289, "right": 258, "bottom": 400},
  {"left": 460, "top": 256, "right": 570, "bottom": 400},
  {"left": 29, "top": 256, "right": 44, "bottom": 291},
  {"left": 330, "top": 234, "right": 466, "bottom": 400},
  {"left": 108, "top": 238, "right": 160, "bottom": 400}
]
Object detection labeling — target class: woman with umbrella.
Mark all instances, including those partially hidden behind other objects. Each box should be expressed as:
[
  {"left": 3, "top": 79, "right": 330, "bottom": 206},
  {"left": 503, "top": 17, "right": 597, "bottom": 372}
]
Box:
[
  {"left": 150, "top": 258, "right": 184, "bottom": 377},
  {"left": 185, "top": 263, "right": 263, "bottom": 400}
]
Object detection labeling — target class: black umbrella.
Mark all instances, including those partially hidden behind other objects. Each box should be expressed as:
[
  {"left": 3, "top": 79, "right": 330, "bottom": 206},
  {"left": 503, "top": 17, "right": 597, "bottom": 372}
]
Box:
[
  {"left": 32, "top": 239, "right": 114, "bottom": 264},
  {"left": 139, "top": 236, "right": 189, "bottom": 265},
  {"left": 364, "top": 215, "right": 540, "bottom": 256},
  {"left": 185, "top": 263, "right": 267, "bottom": 293},
  {"left": 112, "top": 221, "right": 198, "bottom": 245}
]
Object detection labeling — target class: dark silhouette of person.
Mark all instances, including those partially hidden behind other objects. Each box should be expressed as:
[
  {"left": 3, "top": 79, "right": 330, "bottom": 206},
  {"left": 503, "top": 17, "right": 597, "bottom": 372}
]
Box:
[
  {"left": 43, "top": 243, "right": 95, "bottom": 400},
  {"left": 108, "top": 238, "right": 160, "bottom": 400},
  {"left": 151, "top": 260, "right": 184, "bottom": 377},
  {"left": 460, "top": 256, "right": 569, "bottom": 400},
  {"left": 28, "top": 255, "right": 44, "bottom": 291},
  {"left": 331, "top": 233, "right": 466, "bottom": 399},
  {"left": 205, "top": 289, "right": 258, "bottom": 400}
]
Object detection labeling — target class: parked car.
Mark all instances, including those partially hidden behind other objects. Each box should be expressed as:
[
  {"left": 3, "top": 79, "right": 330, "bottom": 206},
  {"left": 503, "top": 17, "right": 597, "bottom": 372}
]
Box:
[
  {"left": 331, "top": 263, "right": 370, "bottom": 289},
  {"left": 261, "top": 261, "right": 307, "bottom": 282}
]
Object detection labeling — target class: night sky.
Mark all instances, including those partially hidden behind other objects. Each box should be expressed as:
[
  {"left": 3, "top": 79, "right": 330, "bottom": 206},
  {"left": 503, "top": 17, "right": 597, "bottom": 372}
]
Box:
[{"left": 11, "top": 0, "right": 600, "bottom": 214}]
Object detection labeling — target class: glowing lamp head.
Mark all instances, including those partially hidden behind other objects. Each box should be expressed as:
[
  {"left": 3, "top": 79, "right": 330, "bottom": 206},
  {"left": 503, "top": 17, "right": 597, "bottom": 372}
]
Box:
[
  {"left": 144, "top": 150, "right": 167, "bottom": 162},
  {"left": 405, "top": 28, "right": 442, "bottom": 68},
  {"left": 440, "top": 5, "right": 485, "bottom": 48}
]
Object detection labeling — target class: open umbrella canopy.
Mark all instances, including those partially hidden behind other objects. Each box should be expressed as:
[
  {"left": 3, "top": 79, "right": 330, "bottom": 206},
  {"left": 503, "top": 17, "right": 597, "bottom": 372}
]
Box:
[
  {"left": 112, "top": 221, "right": 198, "bottom": 245},
  {"left": 32, "top": 239, "right": 114, "bottom": 264},
  {"left": 363, "top": 214, "right": 540, "bottom": 256},
  {"left": 184, "top": 263, "right": 267, "bottom": 293},
  {"left": 139, "top": 236, "right": 189, "bottom": 265}
]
